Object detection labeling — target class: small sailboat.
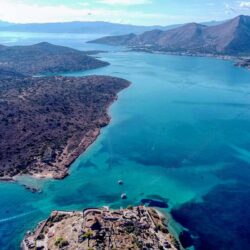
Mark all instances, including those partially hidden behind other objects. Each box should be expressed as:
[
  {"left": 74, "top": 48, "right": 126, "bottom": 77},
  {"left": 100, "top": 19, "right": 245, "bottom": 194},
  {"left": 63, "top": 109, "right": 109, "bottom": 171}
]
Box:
[
  {"left": 121, "top": 193, "right": 127, "bottom": 199},
  {"left": 118, "top": 180, "right": 123, "bottom": 185}
]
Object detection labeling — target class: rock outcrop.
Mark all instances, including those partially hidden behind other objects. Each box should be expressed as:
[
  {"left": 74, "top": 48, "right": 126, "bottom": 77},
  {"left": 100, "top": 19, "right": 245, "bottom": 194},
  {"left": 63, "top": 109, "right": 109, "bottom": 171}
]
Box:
[{"left": 22, "top": 206, "right": 181, "bottom": 250}]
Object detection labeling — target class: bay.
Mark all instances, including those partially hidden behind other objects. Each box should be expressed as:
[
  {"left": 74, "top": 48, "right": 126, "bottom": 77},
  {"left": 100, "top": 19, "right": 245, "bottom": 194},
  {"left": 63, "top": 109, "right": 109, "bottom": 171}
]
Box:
[{"left": 0, "top": 32, "right": 250, "bottom": 249}]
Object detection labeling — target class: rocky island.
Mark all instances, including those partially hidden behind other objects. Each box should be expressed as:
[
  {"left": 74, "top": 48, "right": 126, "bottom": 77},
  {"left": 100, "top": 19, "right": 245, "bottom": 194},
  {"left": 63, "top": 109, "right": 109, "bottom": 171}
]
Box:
[
  {"left": 0, "top": 42, "right": 109, "bottom": 76},
  {"left": 0, "top": 75, "right": 130, "bottom": 180},
  {"left": 22, "top": 206, "right": 180, "bottom": 250}
]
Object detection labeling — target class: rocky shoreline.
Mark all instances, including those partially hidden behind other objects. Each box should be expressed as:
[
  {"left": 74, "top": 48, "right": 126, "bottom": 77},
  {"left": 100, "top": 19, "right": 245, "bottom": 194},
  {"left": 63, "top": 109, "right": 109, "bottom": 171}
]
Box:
[
  {"left": 22, "top": 206, "right": 181, "bottom": 250},
  {"left": 234, "top": 57, "right": 250, "bottom": 70},
  {"left": 0, "top": 75, "right": 130, "bottom": 181}
]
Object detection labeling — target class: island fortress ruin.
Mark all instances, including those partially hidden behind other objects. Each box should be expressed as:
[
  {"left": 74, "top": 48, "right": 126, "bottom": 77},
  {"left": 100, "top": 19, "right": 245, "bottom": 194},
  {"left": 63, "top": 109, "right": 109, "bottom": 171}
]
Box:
[{"left": 22, "top": 206, "right": 181, "bottom": 250}]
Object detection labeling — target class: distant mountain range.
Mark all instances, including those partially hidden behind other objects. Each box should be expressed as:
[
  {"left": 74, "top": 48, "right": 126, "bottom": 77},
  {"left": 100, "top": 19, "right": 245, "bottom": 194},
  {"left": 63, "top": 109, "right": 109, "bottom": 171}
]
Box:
[
  {"left": 0, "top": 21, "right": 178, "bottom": 35},
  {"left": 0, "top": 20, "right": 224, "bottom": 35},
  {"left": 89, "top": 15, "right": 250, "bottom": 56}
]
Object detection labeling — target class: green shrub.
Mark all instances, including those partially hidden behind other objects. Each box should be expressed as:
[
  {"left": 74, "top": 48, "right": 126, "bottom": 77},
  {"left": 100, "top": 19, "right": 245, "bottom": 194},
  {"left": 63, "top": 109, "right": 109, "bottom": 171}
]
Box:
[
  {"left": 59, "top": 240, "right": 69, "bottom": 248},
  {"left": 54, "top": 237, "right": 69, "bottom": 248},
  {"left": 127, "top": 205, "right": 133, "bottom": 210},
  {"left": 37, "top": 233, "right": 45, "bottom": 240},
  {"left": 55, "top": 237, "right": 64, "bottom": 246},
  {"left": 83, "top": 230, "right": 93, "bottom": 239},
  {"left": 156, "top": 223, "right": 168, "bottom": 233}
]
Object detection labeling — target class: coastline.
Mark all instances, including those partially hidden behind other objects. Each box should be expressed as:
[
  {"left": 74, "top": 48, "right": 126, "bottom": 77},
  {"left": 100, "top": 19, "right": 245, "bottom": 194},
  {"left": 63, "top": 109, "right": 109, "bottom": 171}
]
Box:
[
  {"left": 0, "top": 79, "right": 130, "bottom": 185},
  {"left": 127, "top": 47, "right": 250, "bottom": 70},
  {"left": 0, "top": 127, "right": 102, "bottom": 183}
]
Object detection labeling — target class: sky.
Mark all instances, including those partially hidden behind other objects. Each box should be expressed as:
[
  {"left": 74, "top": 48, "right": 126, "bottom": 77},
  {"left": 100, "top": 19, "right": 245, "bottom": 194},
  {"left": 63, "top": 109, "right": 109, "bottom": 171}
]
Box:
[{"left": 0, "top": 0, "right": 250, "bottom": 25}]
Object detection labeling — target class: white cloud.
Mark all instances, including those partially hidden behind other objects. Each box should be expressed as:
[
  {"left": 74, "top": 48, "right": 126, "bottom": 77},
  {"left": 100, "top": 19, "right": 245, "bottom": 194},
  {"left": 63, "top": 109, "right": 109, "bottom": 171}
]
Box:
[
  {"left": 99, "top": 0, "right": 151, "bottom": 5},
  {"left": 240, "top": 1, "right": 250, "bottom": 9},
  {"left": 0, "top": 0, "right": 204, "bottom": 26},
  {"left": 0, "top": 0, "right": 90, "bottom": 23},
  {"left": 0, "top": 0, "right": 163, "bottom": 25}
]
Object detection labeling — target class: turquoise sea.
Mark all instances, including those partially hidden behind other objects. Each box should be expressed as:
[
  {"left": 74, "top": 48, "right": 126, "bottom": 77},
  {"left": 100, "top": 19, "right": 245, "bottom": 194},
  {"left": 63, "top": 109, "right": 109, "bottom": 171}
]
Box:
[{"left": 0, "top": 32, "right": 250, "bottom": 249}]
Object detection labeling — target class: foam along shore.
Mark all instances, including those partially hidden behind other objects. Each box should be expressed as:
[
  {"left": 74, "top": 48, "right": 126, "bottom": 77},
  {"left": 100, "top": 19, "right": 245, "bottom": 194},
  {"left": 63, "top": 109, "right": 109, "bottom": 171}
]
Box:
[{"left": 21, "top": 206, "right": 181, "bottom": 250}]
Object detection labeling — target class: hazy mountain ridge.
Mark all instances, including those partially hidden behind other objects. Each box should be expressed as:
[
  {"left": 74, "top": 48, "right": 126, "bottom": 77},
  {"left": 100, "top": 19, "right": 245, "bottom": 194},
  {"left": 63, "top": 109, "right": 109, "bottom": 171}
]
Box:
[
  {"left": 0, "top": 20, "right": 224, "bottom": 35},
  {"left": 90, "top": 15, "right": 250, "bottom": 56},
  {"left": 0, "top": 21, "right": 180, "bottom": 35}
]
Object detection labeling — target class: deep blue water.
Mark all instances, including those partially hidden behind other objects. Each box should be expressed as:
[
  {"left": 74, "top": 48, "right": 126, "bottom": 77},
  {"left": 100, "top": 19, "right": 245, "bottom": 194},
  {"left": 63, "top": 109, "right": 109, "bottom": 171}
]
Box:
[{"left": 0, "top": 32, "right": 250, "bottom": 250}]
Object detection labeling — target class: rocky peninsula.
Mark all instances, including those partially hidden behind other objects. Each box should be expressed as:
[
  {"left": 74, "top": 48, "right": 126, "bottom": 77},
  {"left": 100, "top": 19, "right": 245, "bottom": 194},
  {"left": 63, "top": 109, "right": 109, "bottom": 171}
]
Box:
[
  {"left": 235, "top": 57, "right": 250, "bottom": 70},
  {"left": 0, "top": 75, "right": 130, "bottom": 180},
  {"left": 22, "top": 206, "right": 181, "bottom": 250},
  {"left": 0, "top": 42, "right": 109, "bottom": 76}
]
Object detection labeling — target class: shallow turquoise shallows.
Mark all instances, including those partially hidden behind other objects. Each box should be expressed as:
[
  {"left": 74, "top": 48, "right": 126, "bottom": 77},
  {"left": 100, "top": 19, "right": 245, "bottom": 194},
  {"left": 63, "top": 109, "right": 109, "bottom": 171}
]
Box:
[{"left": 0, "top": 33, "right": 250, "bottom": 249}]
